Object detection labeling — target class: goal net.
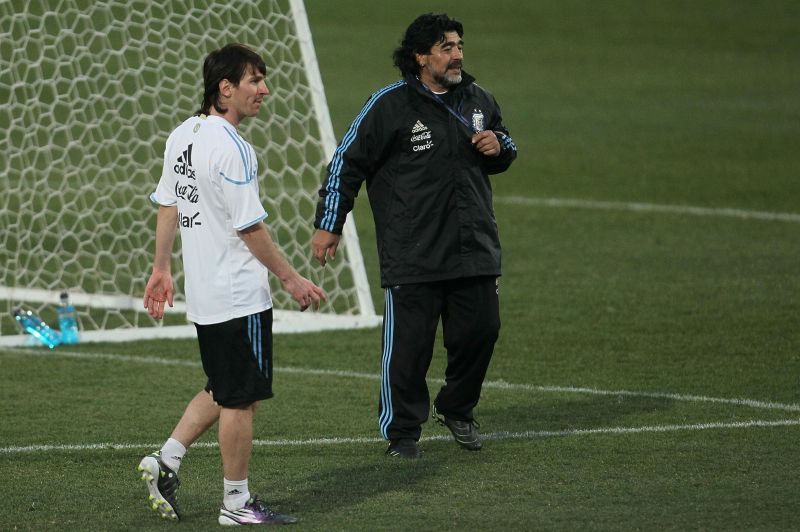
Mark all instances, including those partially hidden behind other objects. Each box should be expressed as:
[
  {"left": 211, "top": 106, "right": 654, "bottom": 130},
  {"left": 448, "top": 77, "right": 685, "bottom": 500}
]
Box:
[{"left": 0, "top": 0, "right": 380, "bottom": 345}]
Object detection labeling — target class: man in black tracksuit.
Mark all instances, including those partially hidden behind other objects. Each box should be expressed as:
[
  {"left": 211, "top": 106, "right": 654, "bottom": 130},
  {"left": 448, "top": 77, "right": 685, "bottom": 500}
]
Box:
[{"left": 312, "top": 13, "right": 517, "bottom": 458}]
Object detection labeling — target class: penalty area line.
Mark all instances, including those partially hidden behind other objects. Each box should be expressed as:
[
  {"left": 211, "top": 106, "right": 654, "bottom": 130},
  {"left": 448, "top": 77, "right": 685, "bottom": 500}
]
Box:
[{"left": 1, "top": 418, "right": 798, "bottom": 455}]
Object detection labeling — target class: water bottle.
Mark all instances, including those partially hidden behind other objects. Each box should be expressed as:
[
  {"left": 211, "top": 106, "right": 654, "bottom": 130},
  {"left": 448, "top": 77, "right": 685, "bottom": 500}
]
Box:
[
  {"left": 58, "top": 291, "right": 80, "bottom": 345},
  {"left": 12, "top": 307, "right": 61, "bottom": 349}
]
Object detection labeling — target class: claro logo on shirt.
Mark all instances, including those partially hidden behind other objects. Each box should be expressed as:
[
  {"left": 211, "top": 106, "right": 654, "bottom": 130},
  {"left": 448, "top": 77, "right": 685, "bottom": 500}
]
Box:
[
  {"left": 178, "top": 211, "right": 201, "bottom": 228},
  {"left": 410, "top": 120, "right": 433, "bottom": 152}
]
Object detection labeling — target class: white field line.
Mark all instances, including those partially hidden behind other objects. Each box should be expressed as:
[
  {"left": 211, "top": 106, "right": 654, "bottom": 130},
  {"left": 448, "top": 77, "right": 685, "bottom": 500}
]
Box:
[
  {"left": 2, "top": 419, "right": 798, "bottom": 455},
  {"left": 3, "top": 347, "right": 800, "bottom": 414},
  {"left": 494, "top": 195, "right": 800, "bottom": 223}
]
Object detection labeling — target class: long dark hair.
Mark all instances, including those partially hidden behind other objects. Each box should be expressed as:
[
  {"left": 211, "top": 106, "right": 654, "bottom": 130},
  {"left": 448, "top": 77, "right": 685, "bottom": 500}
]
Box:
[
  {"left": 392, "top": 13, "right": 463, "bottom": 78},
  {"left": 196, "top": 43, "right": 266, "bottom": 116}
]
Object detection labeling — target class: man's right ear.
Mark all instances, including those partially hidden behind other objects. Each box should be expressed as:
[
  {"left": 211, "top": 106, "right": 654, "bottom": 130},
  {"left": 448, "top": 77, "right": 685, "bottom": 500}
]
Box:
[{"left": 218, "top": 78, "right": 232, "bottom": 98}]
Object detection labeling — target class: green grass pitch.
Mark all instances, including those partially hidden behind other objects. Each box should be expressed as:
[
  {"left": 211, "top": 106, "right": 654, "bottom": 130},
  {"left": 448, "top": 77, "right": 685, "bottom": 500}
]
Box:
[{"left": 1, "top": 0, "right": 799, "bottom": 530}]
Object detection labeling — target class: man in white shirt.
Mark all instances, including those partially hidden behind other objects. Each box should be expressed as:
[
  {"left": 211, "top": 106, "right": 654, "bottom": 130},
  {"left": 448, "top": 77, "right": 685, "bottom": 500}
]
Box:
[{"left": 138, "top": 43, "right": 325, "bottom": 526}]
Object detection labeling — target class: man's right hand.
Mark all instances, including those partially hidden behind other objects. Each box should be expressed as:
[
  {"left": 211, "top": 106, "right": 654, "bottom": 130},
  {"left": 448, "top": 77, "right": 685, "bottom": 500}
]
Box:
[
  {"left": 311, "top": 229, "right": 341, "bottom": 266},
  {"left": 143, "top": 268, "right": 174, "bottom": 319}
]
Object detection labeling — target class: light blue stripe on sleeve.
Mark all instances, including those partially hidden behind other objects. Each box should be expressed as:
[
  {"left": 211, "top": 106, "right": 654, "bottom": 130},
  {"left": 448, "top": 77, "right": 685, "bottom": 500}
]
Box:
[
  {"left": 149, "top": 192, "right": 177, "bottom": 206},
  {"left": 222, "top": 126, "right": 255, "bottom": 184},
  {"left": 320, "top": 80, "right": 406, "bottom": 232},
  {"left": 234, "top": 213, "right": 269, "bottom": 231}
]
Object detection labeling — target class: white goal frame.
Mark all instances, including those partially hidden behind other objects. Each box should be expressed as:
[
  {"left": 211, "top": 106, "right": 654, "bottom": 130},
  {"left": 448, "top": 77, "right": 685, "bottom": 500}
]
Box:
[{"left": 0, "top": 0, "right": 380, "bottom": 346}]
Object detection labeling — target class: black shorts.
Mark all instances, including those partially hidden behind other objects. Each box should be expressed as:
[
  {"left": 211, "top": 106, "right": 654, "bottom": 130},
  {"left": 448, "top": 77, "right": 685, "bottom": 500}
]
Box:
[{"left": 194, "top": 309, "right": 274, "bottom": 407}]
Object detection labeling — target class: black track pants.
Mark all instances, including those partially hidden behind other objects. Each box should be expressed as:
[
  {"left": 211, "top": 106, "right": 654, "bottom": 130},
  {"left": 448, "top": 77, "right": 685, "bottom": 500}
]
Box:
[{"left": 378, "top": 276, "right": 500, "bottom": 441}]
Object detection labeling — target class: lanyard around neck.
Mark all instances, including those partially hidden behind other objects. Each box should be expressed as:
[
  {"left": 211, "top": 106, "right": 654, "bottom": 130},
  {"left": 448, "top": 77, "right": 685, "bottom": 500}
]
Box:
[{"left": 417, "top": 78, "right": 479, "bottom": 133}]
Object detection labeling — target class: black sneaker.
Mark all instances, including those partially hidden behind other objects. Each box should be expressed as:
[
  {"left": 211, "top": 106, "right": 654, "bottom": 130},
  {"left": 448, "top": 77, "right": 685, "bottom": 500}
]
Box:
[
  {"left": 218, "top": 496, "right": 298, "bottom": 526},
  {"left": 385, "top": 438, "right": 422, "bottom": 459},
  {"left": 433, "top": 405, "right": 482, "bottom": 451},
  {"left": 138, "top": 451, "right": 181, "bottom": 520}
]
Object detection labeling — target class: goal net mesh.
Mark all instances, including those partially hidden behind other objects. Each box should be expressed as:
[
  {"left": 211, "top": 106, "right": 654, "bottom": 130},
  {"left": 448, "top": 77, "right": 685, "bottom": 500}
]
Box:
[{"left": 0, "top": 0, "right": 376, "bottom": 340}]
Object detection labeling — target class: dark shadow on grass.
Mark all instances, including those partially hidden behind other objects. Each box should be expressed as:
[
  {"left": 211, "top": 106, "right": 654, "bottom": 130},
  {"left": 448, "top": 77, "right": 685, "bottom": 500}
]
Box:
[
  {"left": 481, "top": 394, "right": 677, "bottom": 434},
  {"left": 271, "top": 446, "right": 444, "bottom": 514}
]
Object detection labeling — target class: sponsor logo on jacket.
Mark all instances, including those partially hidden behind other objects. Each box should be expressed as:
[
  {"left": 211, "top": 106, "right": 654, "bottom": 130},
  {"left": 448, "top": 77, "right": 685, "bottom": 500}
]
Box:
[{"left": 410, "top": 120, "right": 433, "bottom": 152}]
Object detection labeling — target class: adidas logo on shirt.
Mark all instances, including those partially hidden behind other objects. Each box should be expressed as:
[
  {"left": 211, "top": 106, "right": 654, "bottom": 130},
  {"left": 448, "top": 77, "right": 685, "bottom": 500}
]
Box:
[
  {"left": 411, "top": 120, "right": 428, "bottom": 134},
  {"left": 173, "top": 144, "right": 196, "bottom": 179}
]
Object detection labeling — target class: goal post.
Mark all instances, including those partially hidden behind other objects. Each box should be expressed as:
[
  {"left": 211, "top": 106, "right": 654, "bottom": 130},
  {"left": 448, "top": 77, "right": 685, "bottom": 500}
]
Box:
[
  {"left": 288, "top": 0, "right": 377, "bottom": 323},
  {"left": 0, "top": 0, "right": 380, "bottom": 346}
]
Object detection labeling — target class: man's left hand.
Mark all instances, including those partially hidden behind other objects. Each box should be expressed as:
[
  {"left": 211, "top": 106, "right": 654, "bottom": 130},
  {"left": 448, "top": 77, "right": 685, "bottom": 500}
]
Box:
[{"left": 471, "top": 130, "right": 501, "bottom": 157}]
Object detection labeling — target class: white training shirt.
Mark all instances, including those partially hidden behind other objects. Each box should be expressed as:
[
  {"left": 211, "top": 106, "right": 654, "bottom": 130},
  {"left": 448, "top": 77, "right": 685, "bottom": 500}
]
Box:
[{"left": 150, "top": 114, "right": 271, "bottom": 324}]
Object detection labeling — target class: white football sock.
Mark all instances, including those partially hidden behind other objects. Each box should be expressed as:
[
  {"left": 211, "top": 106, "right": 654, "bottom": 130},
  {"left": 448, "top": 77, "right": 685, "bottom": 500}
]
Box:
[
  {"left": 159, "top": 438, "right": 186, "bottom": 472},
  {"left": 223, "top": 478, "right": 250, "bottom": 510}
]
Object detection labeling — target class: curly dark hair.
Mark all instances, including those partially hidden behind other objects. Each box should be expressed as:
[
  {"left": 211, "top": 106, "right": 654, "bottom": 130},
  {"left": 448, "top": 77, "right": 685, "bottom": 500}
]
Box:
[
  {"left": 197, "top": 43, "right": 266, "bottom": 116},
  {"left": 392, "top": 13, "right": 464, "bottom": 78}
]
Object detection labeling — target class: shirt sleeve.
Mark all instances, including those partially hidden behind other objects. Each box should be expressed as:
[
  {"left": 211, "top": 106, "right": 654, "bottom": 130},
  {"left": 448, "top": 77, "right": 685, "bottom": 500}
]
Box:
[
  {"left": 150, "top": 135, "right": 179, "bottom": 206},
  {"left": 484, "top": 94, "right": 517, "bottom": 175},
  {"left": 216, "top": 127, "right": 268, "bottom": 230}
]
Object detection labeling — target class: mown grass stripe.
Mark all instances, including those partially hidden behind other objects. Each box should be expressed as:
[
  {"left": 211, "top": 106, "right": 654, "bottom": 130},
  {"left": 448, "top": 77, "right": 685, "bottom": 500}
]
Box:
[
  {"left": 3, "top": 347, "right": 799, "bottom": 413},
  {"left": 495, "top": 196, "right": 800, "bottom": 223}
]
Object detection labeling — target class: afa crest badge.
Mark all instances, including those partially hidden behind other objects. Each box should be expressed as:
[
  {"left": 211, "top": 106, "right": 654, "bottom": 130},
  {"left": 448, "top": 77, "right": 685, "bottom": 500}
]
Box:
[{"left": 471, "top": 110, "right": 485, "bottom": 132}]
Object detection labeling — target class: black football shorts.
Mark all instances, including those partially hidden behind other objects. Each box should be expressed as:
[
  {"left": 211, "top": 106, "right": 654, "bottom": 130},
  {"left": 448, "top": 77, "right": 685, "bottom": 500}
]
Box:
[{"left": 194, "top": 308, "right": 274, "bottom": 407}]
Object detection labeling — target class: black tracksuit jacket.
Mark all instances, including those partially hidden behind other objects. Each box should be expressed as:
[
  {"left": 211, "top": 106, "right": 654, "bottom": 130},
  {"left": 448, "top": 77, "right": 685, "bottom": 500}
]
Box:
[{"left": 315, "top": 71, "right": 517, "bottom": 288}]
